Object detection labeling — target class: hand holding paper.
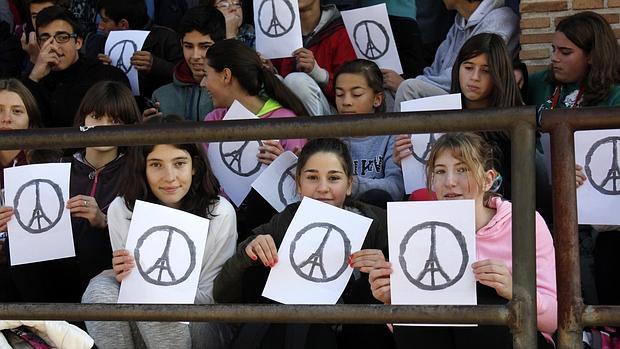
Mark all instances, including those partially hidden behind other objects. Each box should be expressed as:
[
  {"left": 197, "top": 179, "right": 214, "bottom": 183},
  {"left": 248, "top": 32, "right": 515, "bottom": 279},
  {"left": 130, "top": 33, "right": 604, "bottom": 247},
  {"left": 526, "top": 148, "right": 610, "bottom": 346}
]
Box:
[
  {"left": 369, "top": 260, "right": 392, "bottom": 304},
  {"left": 392, "top": 134, "right": 413, "bottom": 167},
  {"left": 112, "top": 248, "right": 135, "bottom": 283},
  {"left": 349, "top": 248, "right": 385, "bottom": 273},
  {"left": 472, "top": 259, "right": 512, "bottom": 300},
  {"left": 0, "top": 206, "right": 13, "bottom": 232}
]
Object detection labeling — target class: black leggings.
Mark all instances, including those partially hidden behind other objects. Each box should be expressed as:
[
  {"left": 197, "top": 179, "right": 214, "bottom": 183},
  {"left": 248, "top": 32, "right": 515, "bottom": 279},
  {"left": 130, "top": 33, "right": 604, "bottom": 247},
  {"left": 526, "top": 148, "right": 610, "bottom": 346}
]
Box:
[{"left": 393, "top": 284, "right": 555, "bottom": 349}]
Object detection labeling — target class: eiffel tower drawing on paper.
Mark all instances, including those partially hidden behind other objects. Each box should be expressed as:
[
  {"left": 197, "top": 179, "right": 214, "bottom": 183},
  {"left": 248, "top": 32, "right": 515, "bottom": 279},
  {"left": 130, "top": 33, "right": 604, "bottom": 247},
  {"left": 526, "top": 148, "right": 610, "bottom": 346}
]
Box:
[
  {"left": 416, "top": 224, "right": 451, "bottom": 286},
  {"left": 266, "top": 0, "right": 287, "bottom": 36},
  {"left": 600, "top": 139, "right": 620, "bottom": 191},
  {"left": 363, "top": 23, "right": 382, "bottom": 59},
  {"left": 297, "top": 226, "right": 332, "bottom": 279},
  {"left": 223, "top": 142, "right": 248, "bottom": 173},
  {"left": 144, "top": 228, "right": 176, "bottom": 282},
  {"left": 115, "top": 42, "right": 131, "bottom": 73},
  {"left": 27, "top": 181, "right": 53, "bottom": 230}
]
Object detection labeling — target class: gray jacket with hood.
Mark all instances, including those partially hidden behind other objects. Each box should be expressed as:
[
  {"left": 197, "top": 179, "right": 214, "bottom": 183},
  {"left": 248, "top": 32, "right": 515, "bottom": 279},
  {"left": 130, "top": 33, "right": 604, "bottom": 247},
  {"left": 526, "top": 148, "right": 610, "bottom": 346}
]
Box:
[{"left": 417, "top": 0, "right": 519, "bottom": 92}]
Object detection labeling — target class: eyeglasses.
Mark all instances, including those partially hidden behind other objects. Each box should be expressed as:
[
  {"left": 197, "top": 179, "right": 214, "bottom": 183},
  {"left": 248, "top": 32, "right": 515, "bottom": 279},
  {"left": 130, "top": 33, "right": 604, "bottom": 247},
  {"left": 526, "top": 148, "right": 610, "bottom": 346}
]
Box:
[
  {"left": 37, "top": 32, "right": 78, "bottom": 46},
  {"left": 215, "top": 1, "right": 242, "bottom": 9}
]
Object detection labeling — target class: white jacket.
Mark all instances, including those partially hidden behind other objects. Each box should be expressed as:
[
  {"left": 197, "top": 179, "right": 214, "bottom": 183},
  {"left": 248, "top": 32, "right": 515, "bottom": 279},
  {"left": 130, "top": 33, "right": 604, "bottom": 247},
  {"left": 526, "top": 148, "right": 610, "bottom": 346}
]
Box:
[
  {"left": 107, "top": 196, "right": 238, "bottom": 304},
  {"left": 0, "top": 320, "right": 93, "bottom": 349}
]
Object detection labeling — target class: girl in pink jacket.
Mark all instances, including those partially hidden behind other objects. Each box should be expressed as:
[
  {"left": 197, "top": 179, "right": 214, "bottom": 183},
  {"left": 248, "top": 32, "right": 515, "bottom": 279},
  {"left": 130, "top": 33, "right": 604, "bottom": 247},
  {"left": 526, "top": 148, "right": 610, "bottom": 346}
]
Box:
[{"left": 370, "top": 132, "right": 557, "bottom": 349}]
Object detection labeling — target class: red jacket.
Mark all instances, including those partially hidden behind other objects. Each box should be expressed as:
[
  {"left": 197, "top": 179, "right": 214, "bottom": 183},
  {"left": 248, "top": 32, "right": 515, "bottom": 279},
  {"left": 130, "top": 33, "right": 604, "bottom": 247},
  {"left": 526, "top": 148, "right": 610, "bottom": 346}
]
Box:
[{"left": 272, "top": 8, "right": 355, "bottom": 104}]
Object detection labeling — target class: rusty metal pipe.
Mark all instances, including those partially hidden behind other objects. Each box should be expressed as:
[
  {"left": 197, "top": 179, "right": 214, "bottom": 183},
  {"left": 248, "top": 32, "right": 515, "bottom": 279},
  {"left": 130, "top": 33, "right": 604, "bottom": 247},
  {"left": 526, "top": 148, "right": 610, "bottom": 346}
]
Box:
[
  {"left": 582, "top": 306, "right": 620, "bottom": 327},
  {"left": 509, "top": 121, "right": 538, "bottom": 349},
  {"left": 550, "top": 123, "right": 583, "bottom": 349},
  {"left": 0, "top": 107, "right": 535, "bottom": 151},
  {"left": 0, "top": 304, "right": 510, "bottom": 324},
  {"left": 541, "top": 107, "right": 620, "bottom": 132}
]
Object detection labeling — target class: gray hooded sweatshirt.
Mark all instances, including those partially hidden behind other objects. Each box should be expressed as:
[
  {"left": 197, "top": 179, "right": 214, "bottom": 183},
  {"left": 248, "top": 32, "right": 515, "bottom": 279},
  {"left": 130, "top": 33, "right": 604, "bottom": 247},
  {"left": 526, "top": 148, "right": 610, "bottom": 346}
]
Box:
[{"left": 417, "top": 0, "right": 519, "bottom": 92}]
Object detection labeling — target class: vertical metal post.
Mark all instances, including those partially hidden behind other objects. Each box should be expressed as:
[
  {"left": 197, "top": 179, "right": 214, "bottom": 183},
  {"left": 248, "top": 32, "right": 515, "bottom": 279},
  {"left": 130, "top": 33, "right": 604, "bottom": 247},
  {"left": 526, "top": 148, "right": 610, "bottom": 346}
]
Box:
[
  {"left": 510, "top": 121, "right": 538, "bottom": 349},
  {"left": 551, "top": 123, "right": 583, "bottom": 349}
]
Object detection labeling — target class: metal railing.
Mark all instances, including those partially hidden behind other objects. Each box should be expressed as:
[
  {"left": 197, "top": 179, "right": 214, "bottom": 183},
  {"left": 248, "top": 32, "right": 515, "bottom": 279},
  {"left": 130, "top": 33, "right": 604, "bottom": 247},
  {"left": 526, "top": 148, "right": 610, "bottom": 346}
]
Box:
[
  {"left": 541, "top": 107, "right": 620, "bottom": 349},
  {"left": 0, "top": 104, "right": 592, "bottom": 349}
]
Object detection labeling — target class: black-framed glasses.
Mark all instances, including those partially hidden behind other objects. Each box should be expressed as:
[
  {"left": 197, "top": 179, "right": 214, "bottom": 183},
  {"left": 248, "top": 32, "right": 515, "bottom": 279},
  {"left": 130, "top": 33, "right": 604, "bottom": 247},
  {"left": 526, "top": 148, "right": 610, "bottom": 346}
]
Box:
[
  {"left": 215, "top": 0, "right": 242, "bottom": 9},
  {"left": 37, "top": 32, "right": 78, "bottom": 46}
]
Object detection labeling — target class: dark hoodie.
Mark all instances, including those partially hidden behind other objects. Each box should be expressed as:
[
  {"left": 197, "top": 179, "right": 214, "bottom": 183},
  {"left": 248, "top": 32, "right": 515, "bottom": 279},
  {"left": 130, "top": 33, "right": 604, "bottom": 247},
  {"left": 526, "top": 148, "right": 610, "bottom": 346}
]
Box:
[{"left": 152, "top": 60, "right": 213, "bottom": 121}]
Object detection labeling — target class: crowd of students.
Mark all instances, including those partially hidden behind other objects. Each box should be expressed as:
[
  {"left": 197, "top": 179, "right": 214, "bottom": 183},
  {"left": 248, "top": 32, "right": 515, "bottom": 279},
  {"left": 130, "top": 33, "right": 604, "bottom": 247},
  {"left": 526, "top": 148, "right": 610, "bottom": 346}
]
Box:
[{"left": 0, "top": 0, "right": 619, "bottom": 348}]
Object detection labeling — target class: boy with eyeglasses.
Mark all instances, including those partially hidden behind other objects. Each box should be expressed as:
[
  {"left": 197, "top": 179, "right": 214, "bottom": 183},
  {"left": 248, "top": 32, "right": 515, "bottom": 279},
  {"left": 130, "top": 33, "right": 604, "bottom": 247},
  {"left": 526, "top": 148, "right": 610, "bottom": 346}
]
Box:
[
  {"left": 147, "top": 6, "right": 226, "bottom": 121},
  {"left": 210, "top": 0, "right": 255, "bottom": 48},
  {"left": 21, "top": 6, "right": 129, "bottom": 128}
]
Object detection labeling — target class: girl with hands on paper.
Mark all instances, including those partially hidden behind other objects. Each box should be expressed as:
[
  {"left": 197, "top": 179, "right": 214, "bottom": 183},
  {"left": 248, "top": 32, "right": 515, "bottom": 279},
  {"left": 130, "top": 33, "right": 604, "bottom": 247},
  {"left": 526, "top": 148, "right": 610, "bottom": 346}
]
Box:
[
  {"left": 335, "top": 60, "right": 404, "bottom": 207},
  {"left": 200, "top": 40, "right": 307, "bottom": 165},
  {"left": 0, "top": 79, "right": 43, "bottom": 235},
  {"left": 200, "top": 40, "right": 309, "bottom": 238},
  {"left": 369, "top": 133, "right": 557, "bottom": 349},
  {"left": 82, "top": 115, "right": 237, "bottom": 349},
  {"left": 214, "top": 138, "right": 393, "bottom": 349}
]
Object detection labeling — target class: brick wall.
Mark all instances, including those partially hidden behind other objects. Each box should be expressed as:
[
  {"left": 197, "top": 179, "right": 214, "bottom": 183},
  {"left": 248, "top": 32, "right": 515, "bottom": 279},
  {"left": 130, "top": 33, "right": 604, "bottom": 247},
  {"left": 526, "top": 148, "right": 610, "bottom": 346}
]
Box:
[{"left": 519, "top": 0, "right": 620, "bottom": 72}]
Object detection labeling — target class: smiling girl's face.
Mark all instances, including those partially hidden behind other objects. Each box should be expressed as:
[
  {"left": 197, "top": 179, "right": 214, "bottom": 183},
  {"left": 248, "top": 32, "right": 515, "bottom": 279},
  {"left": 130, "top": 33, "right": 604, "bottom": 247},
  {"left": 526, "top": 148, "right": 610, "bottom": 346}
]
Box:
[
  {"left": 146, "top": 144, "right": 195, "bottom": 208},
  {"left": 297, "top": 151, "right": 352, "bottom": 208}
]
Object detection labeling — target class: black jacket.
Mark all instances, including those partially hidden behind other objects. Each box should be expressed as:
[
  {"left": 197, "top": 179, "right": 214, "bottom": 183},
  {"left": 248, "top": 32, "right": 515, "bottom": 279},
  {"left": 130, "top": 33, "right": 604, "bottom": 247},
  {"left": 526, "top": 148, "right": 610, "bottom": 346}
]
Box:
[
  {"left": 67, "top": 152, "right": 126, "bottom": 293},
  {"left": 21, "top": 56, "right": 129, "bottom": 128},
  {"left": 214, "top": 200, "right": 393, "bottom": 349}
]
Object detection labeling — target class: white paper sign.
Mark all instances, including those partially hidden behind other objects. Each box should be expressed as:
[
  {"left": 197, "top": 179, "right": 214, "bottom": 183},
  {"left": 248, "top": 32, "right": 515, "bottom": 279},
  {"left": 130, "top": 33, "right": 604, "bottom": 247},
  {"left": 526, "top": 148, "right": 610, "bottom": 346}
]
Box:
[
  {"left": 400, "top": 94, "right": 461, "bottom": 193},
  {"left": 118, "top": 200, "right": 209, "bottom": 304},
  {"left": 400, "top": 93, "right": 462, "bottom": 114},
  {"left": 254, "top": 0, "right": 303, "bottom": 59},
  {"left": 4, "top": 163, "right": 74, "bottom": 265},
  {"left": 207, "top": 100, "right": 266, "bottom": 206},
  {"left": 388, "top": 200, "right": 477, "bottom": 324},
  {"left": 252, "top": 151, "right": 300, "bottom": 212},
  {"left": 575, "top": 129, "right": 620, "bottom": 225},
  {"left": 341, "top": 4, "right": 403, "bottom": 74},
  {"left": 262, "top": 197, "right": 372, "bottom": 304},
  {"left": 104, "top": 30, "right": 150, "bottom": 95}
]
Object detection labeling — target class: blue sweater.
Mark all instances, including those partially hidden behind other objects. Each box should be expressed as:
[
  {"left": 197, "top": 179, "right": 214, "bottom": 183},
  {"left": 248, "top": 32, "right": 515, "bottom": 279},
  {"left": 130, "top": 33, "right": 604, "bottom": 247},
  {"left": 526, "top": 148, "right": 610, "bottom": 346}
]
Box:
[{"left": 344, "top": 135, "right": 404, "bottom": 200}]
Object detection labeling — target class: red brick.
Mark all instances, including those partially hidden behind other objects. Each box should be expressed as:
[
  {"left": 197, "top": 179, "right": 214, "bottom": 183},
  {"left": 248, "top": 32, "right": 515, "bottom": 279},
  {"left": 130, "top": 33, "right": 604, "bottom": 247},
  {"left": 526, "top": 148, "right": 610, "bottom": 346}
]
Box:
[
  {"left": 521, "top": 17, "right": 551, "bottom": 29},
  {"left": 520, "top": 1, "right": 568, "bottom": 12},
  {"left": 555, "top": 13, "right": 619, "bottom": 26},
  {"left": 573, "top": 0, "right": 604, "bottom": 9},
  {"left": 610, "top": 0, "right": 620, "bottom": 7},
  {"left": 615, "top": 28, "right": 620, "bottom": 39},
  {"left": 520, "top": 33, "right": 555, "bottom": 45},
  {"left": 520, "top": 48, "right": 550, "bottom": 60}
]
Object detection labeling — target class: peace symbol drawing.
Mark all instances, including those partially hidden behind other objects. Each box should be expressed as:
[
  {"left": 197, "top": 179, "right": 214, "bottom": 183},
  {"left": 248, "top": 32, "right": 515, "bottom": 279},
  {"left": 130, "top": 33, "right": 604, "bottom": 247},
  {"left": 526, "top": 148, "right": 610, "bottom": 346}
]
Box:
[
  {"left": 412, "top": 133, "right": 438, "bottom": 165},
  {"left": 258, "top": 0, "right": 295, "bottom": 38},
  {"left": 107, "top": 40, "right": 138, "bottom": 74},
  {"left": 12, "top": 179, "right": 64, "bottom": 234},
  {"left": 585, "top": 136, "right": 620, "bottom": 195},
  {"left": 290, "top": 222, "right": 351, "bottom": 283},
  {"left": 134, "top": 225, "right": 197, "bottom": 286},
  {"left": 278, "top": 163, "right": 297, "bottom": 207},
  {"left": 353, "top": 20, "right": 389, "bottom": 60},
  {"left": 219, "top": 141, "right": 263, "bottom": 177},
  {"left": 399, "top": 221, "right": 468, "bottom": 291}
]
